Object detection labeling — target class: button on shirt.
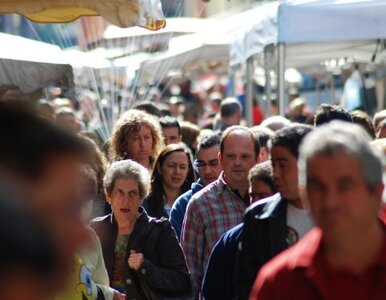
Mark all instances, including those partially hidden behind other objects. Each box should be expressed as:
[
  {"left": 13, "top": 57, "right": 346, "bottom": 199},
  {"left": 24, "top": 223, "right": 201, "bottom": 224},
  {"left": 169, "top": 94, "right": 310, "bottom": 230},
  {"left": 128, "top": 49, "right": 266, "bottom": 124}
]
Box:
[{"left": 181, "top": 172, "right": 247, "bottom": 298}]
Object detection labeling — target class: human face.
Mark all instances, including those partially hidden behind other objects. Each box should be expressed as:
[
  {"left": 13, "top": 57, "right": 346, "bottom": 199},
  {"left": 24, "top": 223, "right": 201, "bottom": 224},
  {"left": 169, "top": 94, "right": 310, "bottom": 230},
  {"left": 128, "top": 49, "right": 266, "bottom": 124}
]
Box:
[
  {"left": 220, "top": 132, "right": 258, "bottom": 186},
  {"left": 106, "top": 178, "right": 142, "bottom": 223},
  {"left": 306, "top": 153, "right": 383, "bottom": 240},
  {"left": 195, "top": 146, "right": 222, "bottom": 186},
  {"left": 159, "top": 151, "right": 189, "bottom": 190},
  {"left": 249, "top": 180, "right": 275, "bottom": 204},
  {"left": 162, "top": 126, "right": 181, "bottom": 145},
  {"left": 127, "top": 125, "right": 153, "bottom": 165},
  {"left": 31, "top": 155, "right": 90, "bottom": 288},
  {"left": 271, "top": 146, "right": 299, "bottom": 203}
]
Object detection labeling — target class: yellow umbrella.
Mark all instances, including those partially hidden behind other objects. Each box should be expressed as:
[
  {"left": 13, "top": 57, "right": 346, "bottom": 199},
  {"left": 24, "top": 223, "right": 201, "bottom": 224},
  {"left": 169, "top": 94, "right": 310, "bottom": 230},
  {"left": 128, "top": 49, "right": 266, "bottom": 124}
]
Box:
[{"left": 0, "top": 0, "right": 165, "bottom": 29}]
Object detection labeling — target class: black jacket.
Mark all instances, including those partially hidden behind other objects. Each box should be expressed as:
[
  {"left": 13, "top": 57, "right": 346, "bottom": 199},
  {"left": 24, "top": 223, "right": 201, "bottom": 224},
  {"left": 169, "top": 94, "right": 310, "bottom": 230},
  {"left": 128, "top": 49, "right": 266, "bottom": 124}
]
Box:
[
  {"left": 91, "top": 208, "right": 192, "bottom": 300},
  {"left": 234, "top": 193, "right": 288, "bottom": 300}
]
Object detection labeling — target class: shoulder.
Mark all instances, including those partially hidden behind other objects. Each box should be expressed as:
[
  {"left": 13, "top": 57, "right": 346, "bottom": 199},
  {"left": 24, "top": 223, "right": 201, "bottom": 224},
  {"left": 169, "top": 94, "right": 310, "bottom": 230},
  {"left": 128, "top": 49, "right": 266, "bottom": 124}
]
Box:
[
  {"left": 91, "top": 214, "right": 111, "bottom": 226},
  {"left": 245, "top": 193, "right": 284, "bottom": 219},
  {"left": 222, "top": 223, "right": 243, "bottom": 243},
  {"left": 259, "top": 228, "right": 320, "bottom": 279},
  {"left": 189, "top": 180, "right": 219, "bottom": 206}
]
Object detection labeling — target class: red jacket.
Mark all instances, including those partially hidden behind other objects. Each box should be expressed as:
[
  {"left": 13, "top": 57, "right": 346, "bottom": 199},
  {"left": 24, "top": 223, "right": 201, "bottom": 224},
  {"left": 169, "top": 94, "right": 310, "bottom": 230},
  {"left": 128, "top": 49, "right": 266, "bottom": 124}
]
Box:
[{"left": 250, "top": 227, "right": 386, "bottom": 300}]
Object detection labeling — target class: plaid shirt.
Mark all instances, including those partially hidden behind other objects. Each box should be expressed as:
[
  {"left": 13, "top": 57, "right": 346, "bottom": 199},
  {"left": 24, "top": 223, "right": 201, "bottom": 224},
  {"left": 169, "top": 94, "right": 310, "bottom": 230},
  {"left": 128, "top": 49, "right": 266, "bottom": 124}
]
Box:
[{"left": 181, "top": 172, "right": 247, "bottom": 298}]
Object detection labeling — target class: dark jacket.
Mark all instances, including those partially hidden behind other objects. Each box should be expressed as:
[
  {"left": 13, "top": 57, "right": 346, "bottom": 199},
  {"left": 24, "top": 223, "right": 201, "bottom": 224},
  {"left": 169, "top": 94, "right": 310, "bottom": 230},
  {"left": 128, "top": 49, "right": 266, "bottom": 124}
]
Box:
[
  {"left": 202, "top": 223, "right": 243, "bottom": 300},
  {"left": 235, "top": 193, "right": 288, "bottom": 300},
  {"left": 91, "top": 208, "right": 192, "bottom": 300},
  {"left": 169, "top": 180, "right": 204, "bottom": 240}
]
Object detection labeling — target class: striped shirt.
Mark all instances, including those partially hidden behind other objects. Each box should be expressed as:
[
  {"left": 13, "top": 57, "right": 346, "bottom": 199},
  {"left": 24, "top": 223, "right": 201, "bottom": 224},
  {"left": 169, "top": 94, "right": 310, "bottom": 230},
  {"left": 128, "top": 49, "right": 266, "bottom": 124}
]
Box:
[{"left": 181, "top": 172, "right": 247, "bottom": 298}]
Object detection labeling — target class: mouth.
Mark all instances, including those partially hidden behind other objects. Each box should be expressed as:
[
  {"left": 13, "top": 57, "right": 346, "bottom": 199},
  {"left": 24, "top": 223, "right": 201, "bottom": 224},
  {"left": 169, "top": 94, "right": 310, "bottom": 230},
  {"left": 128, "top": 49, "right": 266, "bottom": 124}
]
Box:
[
  {"left": 120, "top": 208, "right": 130, "bottom": 213},
  {"left": 171, "top": 177, "right": 182, "bottom": 183}
]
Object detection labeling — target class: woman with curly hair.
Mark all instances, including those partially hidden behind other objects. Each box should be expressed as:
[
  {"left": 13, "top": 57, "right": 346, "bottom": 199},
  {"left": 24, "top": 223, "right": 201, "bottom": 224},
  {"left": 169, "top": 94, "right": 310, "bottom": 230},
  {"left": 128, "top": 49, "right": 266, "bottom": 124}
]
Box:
[
  {"left": 109, "top": 109, "right": 164, "bottom": 171},
  {"left": 144, "top": 143, "right": 196, "bottom": 218}
]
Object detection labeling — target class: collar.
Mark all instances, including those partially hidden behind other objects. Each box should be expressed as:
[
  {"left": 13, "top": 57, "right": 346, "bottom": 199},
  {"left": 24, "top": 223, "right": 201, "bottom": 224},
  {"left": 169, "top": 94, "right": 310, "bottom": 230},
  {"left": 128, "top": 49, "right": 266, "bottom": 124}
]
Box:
[{"left": 290, "top": 222, "right": 386, "bottom": 272}]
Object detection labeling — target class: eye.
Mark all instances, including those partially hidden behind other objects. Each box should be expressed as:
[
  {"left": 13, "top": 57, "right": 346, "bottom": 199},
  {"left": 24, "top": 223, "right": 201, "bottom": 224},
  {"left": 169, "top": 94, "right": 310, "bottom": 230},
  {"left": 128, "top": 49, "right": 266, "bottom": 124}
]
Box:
[
  {"left": 226, "top": 154, "right": 235, "bottom": 159},
  {"left": 241, "top": 154, "right": 252, "bottom": 160}
]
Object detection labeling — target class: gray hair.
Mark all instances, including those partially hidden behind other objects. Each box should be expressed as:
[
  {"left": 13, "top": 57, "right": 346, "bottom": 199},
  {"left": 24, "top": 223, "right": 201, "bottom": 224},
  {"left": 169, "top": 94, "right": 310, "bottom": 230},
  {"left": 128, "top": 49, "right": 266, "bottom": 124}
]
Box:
[
  {"left": 103, "top": 159, "right": 150, "bottom": 200},
  {"left": 299, "top": 121, "right": 383, "bottom": 191}
]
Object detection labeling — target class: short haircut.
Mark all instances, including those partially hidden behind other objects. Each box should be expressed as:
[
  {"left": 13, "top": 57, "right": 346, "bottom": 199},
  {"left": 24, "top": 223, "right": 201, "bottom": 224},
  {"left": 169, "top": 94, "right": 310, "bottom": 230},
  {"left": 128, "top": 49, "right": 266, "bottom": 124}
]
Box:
[
  {"left": 221, "top": 97, "right": 241, "bottom": 118},
  {"left": 196, "top": 132, "right": 221, "bottom": 153},
  {"left": 270, "top": 124, "right": 313, "bottom": 159},
  {"left": 350, "top": 110, "right": 376, "bottom": 139},
  {"left": 133, "top": 101, "right": 162, "bottom": 118},
  {"left": 159, "top": 116, "right": 182, "bottom": 135},
  {"left": 248, "top": 161, "right": 275, "bottom": 193},
  {"left": 220, "top": 125, "right": 260, "bottom": 158},
  {"left": 299, "top": 121, "right": 382, "bottom": 191},
  {"left": 103, "top": 159, "right": 150, "bottom": 200},
  {"left": 251, "top": 126, "right": 275, "bottom": 148},
  {"left": 0, "top": 102, "right": 86, "bottom": 178},
  {"left": 314, "top": 104, "right": 352, "bottom": 126}
]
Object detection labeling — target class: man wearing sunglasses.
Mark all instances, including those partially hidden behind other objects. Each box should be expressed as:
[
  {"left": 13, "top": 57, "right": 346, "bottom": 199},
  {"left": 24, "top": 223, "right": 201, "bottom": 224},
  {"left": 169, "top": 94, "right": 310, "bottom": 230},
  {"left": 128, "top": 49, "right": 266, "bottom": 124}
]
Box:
[{"left": 170, "top": 133, "right": 222, "bottom": 239}]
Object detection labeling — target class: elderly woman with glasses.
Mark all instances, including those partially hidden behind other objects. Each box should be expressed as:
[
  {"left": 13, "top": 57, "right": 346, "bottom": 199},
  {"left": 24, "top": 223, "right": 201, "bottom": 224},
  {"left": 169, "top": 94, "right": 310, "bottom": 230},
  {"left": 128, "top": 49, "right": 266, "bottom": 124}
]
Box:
[{"left": 92, "top": 159, "right": 191, "bottom": 299}]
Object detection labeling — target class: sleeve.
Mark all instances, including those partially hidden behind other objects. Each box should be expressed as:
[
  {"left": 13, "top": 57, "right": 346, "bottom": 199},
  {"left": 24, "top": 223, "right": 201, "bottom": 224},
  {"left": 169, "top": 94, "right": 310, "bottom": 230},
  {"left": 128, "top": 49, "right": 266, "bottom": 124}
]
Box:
[
  {"left": 136, "top": 220, "right": 192, "bottom": 295},
  {"left": 181, "top": 198, "right": 205, "bottom": 299},
  {"left": 169, "top": 194, "right": 187, "bottom": 240},
  {"left": 201, "top": 235, "right": 227, "bottom": 300},
  {"left": 234, "top": 210, "right": 262, "bottom": 300}
]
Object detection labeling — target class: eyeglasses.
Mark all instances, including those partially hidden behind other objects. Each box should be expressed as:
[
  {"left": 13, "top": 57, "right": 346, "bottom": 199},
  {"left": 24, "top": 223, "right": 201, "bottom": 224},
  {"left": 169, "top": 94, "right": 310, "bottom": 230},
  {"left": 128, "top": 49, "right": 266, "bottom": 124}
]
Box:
[{"left": 194, "top": 159, "right": 219, "bottom": 169}]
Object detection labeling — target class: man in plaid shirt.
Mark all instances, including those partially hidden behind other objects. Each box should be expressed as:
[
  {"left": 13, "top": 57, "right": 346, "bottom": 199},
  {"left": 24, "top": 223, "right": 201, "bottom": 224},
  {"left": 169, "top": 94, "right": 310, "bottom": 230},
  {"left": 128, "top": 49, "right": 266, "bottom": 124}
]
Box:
[{"left": 181, "top": 126, "right": 260, "bottom": 299}]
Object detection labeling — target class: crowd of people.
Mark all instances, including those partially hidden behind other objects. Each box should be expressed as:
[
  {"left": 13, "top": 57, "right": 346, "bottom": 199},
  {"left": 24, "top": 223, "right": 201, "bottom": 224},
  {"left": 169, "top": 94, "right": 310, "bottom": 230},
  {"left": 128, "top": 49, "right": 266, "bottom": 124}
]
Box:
[{"left": 2, "top": 90, "right": 386, "bottom": 300}]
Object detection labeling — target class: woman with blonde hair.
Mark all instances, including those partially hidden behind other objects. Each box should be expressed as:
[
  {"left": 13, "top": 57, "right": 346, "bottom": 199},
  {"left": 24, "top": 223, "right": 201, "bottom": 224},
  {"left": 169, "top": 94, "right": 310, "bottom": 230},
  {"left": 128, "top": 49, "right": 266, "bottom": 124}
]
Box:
[{"left": 109, "top": 110, "right": 164, "bottom": 170}]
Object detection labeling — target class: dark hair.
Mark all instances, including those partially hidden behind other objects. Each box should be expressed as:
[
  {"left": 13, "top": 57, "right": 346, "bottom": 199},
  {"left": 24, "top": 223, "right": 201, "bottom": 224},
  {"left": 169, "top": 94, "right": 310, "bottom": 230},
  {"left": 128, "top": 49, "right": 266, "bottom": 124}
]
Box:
[
  {"left": 270, "top": 124, "right": 313, "bottom": 159},
  {"left": 350, "top": 110, "right": 376, "bottom": 139},
  {"left": 314, "top": 104, "right": 352, "bottom": 126},
  {"left": 221, "top": 97, "right": 241, "bottom": 118},
  {"left": 147, "top": 144, "right": 196, "bottom": 217},
  {"left": 159, "top": 116, "right": 182, "bottom": 135},
  {"left": 248, "top": 161, "right": 275, "bottom": 193},
  {"left": 220, "top": 126, "right": 260, "bottom": 158},
  {"left": 133, "top": 101, "right": 162, "bottom": 118},
  {"left": 196, "top": 132, "right": 221, "bottom": 152},
  {"left": 251, "top": 126, "right": 275, "bottom": 148},
  {"left": 0, "top": 102, "right": 86, "bottom": 178}
]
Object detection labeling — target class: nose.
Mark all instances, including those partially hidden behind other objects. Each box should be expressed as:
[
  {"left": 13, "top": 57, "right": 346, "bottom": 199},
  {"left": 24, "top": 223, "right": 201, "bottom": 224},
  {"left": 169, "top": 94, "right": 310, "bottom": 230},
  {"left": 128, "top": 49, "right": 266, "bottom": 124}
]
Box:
[
  {"left": 234, "top": 156, "right": 242, "bottom": 166},
  {"left": 273, "top": 166, "right": 281, "bottom": 179},
  {"left": 323, "top": 188, "right": 339, "bottom": 210}
]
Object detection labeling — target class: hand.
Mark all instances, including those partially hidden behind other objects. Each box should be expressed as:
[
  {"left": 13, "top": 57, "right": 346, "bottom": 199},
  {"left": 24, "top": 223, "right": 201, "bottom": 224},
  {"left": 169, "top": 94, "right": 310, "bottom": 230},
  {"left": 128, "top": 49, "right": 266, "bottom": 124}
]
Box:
[
  {"left": 128, "top": 250, "right": 144, "bottom": 270},
  {"left": 113, "top": 290, "right": 126, "bottom": 300}
]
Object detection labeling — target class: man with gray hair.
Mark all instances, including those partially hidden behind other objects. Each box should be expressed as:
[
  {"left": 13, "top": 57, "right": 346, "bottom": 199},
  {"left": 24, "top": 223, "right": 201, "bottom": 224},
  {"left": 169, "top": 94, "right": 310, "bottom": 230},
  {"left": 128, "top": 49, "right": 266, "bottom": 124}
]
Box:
[{"left": 250, "top": 121, "right": 386, "bottom": 299}]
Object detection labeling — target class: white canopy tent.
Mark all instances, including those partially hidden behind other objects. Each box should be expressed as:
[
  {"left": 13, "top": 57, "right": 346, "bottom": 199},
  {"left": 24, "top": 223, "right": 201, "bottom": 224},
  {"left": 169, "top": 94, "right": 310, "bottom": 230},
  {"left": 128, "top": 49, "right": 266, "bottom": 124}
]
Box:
[
  {"left": 139, "top": 4, "right": 270, "bottom": 83},
  {"left": 230, "top": 0, "right": 386, "bottom": 116},
  {"left": 0, "top": 33, "right": 74, "bottom": 96}
]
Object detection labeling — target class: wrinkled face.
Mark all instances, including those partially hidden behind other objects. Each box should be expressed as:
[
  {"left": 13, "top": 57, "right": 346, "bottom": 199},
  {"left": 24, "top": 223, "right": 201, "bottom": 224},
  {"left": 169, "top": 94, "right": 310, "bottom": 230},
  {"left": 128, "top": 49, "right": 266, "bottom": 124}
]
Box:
[
  {"left": 271, "top": 146, "right": 299, "bottom": 203},
  {"left": 159, "top": 151, "right": 190, "bottom": 190},
  {"left": 31, "top": 155, "right": 90, "bottom": 288},
  {"left": 106, "top": 178, "right": 142, "bottom": 223},
  {"left": 162, "top": 126, "right": 181, "bottom": 145},
  {"left": 127, "top": 125, "right": 153, "bottom": 164},
  {"left": 220, "top": 132, "right": 258, "bottom": 186},
  {"left": 195, "top": 146, "right": 222, "bottom": 186},
  {"left": 249, "top": 179, "right": 275, "bottom": 204},
  {"left": 306, "top": 153, "right": 383, "bottom": 240}
]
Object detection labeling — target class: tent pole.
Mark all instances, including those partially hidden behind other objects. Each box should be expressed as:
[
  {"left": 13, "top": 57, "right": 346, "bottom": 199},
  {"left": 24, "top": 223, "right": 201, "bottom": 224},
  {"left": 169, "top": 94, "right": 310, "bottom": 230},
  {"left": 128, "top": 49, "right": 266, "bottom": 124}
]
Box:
[
  {"left": 264, "top": 45, "right": 273, "bottom": 118},
  {"left": 278, "top": 43, "right": 286, "bottom": 116},
  {"left": 246, "top": 56, "right": 254, "bottom": 127}
]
